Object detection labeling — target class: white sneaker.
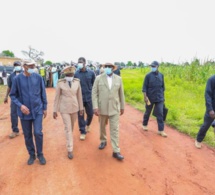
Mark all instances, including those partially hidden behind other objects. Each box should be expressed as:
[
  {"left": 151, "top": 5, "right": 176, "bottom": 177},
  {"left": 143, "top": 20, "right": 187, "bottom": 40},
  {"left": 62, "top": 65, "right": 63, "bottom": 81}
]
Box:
[
  {"left": 86, "top": 125, "right": 90, "bottom": 133},
  {"left": 142, "top": 125, "right": 148, "bottom": 131},
  {"left": 80, "top": 134, "right": 86, "bottom": 140},
  {"left": 158, "top": 131, "right": 167, "bottom": 137},
  {"left": 9, "top": 132, "right": 19, "bottom": 139},
  {"left": 195, "top": 140, "right": 201, "bottom": 149}
]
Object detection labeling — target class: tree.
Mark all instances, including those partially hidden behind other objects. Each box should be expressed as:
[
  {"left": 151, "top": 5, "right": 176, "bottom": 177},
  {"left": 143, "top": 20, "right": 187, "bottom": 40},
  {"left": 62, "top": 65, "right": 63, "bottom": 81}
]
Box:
[
  {"left": 22, "top": 46, "right": 44, "bottom": 64},
  {"left": 1, "top": 50, "right": 15, "bottom": 57},
  {"left": 126, "top": 61, "right": 133, "bottom": 66},
  {"left": 138, "top": 61, "right": 144, "bottom": 67},
  {"left": 44, "top": 60, "right": 52, "bottom": 65}
]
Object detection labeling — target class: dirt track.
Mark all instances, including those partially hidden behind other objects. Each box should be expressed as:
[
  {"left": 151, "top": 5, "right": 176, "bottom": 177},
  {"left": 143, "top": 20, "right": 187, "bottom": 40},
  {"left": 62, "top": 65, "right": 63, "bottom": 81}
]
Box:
[{"left": 1, "top": 88, "right": 215, "bottom": 195}]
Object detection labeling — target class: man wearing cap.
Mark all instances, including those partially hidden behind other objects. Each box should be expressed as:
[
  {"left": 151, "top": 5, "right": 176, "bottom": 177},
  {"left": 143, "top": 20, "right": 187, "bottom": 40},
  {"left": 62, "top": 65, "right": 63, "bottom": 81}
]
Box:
[
  {"left": 4, "top": 61, "right": 22, "bottom": 138},
  {"left": 74, "top": 57, "right": 96, "bottom": 140},
  {"left": 92, "top": 63, "right": 125, "bottom": 160},
  {"left": 142, "top": 61, "right": 167, "bottom": 137},
  {"left": 53, "top": 66, "right": 84, "bottom": 159},
  {"left": 10, "top": 60, "right": 47, "bottom": 165}
]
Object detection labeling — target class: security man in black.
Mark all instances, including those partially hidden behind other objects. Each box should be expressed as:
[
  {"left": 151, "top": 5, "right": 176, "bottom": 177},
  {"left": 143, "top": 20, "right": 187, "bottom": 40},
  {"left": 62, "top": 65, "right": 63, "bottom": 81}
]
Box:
[
  {"left": 142, "top": 61, "right": 167, "bottom": 137},
  {"left": 195, "top": 75, "right": 215, "bottom": 149}
]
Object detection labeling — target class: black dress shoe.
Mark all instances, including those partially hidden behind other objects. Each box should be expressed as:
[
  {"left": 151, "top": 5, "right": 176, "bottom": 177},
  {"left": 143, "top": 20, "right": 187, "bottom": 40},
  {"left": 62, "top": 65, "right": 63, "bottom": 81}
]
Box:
[
  {"left": 68, "top": 152, "right": 73, "bottom": 159},
  {"left": 27, "top": 155, "right": 36, "bottom": 165},
  {"left": 98, "top": 142, "right": 107, "bottom": 150},
  {"left": 112, "top": 152, "right": 124, "bottom": 160},
  {"left": 37, "top": 154, "right": 46, "bottom": 165}
]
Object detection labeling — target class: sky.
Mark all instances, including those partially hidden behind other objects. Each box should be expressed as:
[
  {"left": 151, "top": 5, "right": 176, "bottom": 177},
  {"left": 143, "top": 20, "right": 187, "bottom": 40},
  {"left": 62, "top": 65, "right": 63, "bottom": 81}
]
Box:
[{"left": 0, "top": 0, "right": 214, "bottom": 64}]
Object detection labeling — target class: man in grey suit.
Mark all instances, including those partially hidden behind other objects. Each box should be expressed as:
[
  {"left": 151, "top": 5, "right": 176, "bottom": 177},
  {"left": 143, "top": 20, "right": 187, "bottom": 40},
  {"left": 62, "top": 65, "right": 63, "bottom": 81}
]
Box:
[{"left": 92, "top": 63, "right": 125, "bottom": 160}]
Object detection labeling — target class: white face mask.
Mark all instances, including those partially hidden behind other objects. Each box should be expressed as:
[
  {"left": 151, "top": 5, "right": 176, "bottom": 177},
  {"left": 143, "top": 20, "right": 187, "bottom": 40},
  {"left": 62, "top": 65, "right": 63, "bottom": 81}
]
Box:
[{"left": 65, "top": 77, "right": 73, "bottom": 82}]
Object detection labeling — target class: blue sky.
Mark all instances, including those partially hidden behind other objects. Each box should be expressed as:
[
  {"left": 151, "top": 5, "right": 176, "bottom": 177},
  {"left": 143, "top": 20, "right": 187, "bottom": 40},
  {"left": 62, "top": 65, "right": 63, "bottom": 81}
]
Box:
[{"left": 0, "top": 0, "right": 214, "bottom": 64}]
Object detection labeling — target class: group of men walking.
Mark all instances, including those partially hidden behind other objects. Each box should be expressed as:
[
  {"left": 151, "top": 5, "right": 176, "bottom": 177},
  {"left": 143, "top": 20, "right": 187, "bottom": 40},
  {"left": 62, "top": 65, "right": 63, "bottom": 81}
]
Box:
[
  {"left": 3, "top": 58, "right": 214, "bottom": 165},
  {"left": 4, "top": 57, "right": 125, "bottom": 164}
]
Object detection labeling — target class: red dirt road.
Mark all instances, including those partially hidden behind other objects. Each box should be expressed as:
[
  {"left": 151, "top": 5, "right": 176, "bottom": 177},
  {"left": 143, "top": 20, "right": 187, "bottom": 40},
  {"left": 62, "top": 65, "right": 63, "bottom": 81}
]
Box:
[{"left": 1, "top": 88, "right": 215, "bottom": 195}]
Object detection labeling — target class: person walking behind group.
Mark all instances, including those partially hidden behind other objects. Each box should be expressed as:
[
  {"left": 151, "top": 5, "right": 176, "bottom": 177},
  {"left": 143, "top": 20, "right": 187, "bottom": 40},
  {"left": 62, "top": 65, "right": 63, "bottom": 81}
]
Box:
[
  {"left": 52, "top": 64, "right": 59, "bottom": 88},
  {"left": 39, "top": 65, "right": 46, "bottom": 85},
  {"left": 4, "top": 61, "right": 22, "bottom": 138},
  {"left": 142, "top": 61, "right": 167, "bottom": 137},
  {"left": 53, "top": 66, "right": 84, "bottom": 159},
  {"left": 2, "top": 66, "right": 7, "bottom": 85},
  {"left": 195, "top": 75, "right": 215, "bottom": 149},
  {"left": 92, "top": 63, "right": 125, "bottom": 160},
  {"left": 10, "top": 60, "right": 47, "bottom": 165},
  {"left": 74, "top": 57, "right": 95, "bottom": 140}
]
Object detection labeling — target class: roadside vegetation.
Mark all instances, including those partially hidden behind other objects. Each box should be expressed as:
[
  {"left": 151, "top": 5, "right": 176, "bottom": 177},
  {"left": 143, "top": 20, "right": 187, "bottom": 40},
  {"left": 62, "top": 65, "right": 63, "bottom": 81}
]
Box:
[{"left": 122, "top": 59, "right": 215, "bottom": 147}]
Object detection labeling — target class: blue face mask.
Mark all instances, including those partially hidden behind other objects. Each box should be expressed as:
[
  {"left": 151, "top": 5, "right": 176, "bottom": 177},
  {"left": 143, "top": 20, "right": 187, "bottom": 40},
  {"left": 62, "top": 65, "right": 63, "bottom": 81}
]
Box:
[
  {"left": 151, "top": 67, "right": 157, "bottom": 72},
  {"left": 27, "top": 68, "right": 35, "bottom": 74},
  {"left": 14, "top": 66, "right": 21, "bottom": 72},
  {"left": 78, "top": 63, "right": 83, "bottom": 69},
  {"left": 104, "top": 67, "right": 112, "bottom": 75}
]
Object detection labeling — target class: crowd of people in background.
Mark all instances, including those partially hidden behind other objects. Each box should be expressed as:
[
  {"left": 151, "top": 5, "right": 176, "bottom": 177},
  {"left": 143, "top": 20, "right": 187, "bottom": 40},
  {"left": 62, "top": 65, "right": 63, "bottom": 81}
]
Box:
[{"left": 34, "top": 61, "right": 121, "bottom": 88}]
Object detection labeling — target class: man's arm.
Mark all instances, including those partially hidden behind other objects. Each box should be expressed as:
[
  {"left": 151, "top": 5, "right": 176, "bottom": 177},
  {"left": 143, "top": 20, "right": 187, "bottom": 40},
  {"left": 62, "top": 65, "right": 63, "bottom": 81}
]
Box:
[
  {"left": 91, "top": 71, "right": 96, "bottom": 85},
  {"left": 119, "top": 78, "right": 125, "bottom": 115},
  {"left": 9, "top": 77, "right": 22, "bottom": 108},
  {"left": 4, "top": 75, "right": 12, "bottom": 103},
  {"left": 142, "top": 75, "right": 149, "bottom": 104},
  {"left": 205, "top": 77, "right": 214, "bottom": 116},
  {"left": 92, "top": 76, "right": 99, "bottom": 116},
  {"left": 40, "top": 76, "right": 48, "bottom": 118},
  {"left": 4, "top": 87, "right": 11, "bottom": 103}
]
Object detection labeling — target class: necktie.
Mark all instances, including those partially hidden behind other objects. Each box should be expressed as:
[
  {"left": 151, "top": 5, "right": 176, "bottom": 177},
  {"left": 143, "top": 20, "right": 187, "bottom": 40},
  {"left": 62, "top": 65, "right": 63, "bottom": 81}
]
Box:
[{"left": 68, "top": 81, "right": 71, "bottom": 88}]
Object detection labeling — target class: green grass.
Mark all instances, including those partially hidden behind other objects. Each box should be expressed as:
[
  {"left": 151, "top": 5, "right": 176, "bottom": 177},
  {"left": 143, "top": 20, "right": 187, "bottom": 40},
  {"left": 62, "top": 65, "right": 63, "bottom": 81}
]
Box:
[{"left": 122, "top": 65, "right": 215, "bottom": 147}]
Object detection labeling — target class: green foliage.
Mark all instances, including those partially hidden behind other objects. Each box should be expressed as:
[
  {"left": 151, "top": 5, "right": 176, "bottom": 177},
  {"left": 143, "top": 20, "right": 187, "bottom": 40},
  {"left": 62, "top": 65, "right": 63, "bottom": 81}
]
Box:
[
  {"left": 122, "top": 60, "right": 215, "bottom": 147},
  {"left": 127, "top": 61, "right": 133, "bottom": 66},
  {"left": 44, "top": 60, "right": 52, "bottom": 65},
  {"left": 1, "top": 50, "right": 15, "bottom": 57}
]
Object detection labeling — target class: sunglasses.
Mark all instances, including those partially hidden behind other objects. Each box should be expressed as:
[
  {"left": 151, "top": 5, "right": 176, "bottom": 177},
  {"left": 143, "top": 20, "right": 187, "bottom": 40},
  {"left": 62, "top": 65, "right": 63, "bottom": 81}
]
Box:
[{"left": 104, "top": 65, "right": 113, "bottom": 68}]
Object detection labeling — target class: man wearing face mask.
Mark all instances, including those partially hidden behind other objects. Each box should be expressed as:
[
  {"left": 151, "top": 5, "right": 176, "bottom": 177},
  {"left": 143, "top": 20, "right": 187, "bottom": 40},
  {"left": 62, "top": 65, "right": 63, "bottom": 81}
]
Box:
[
  {"left": 4, "top": 61, "right": 22, "bottom": 138},
  {"left": 10, "top": 60, "right": 47, "bottom": 165},
  {"left": 74, "top": 57, "right": 96, "bottom": 140},
  {"left": 53, "top": 66, "right": 84, "bottom": 159},
  {"left": 142, "top": 61, "right": 167, "bottom": 137},
  {"left": 92, "top": 63, "right": 125, "bottom": 160}
]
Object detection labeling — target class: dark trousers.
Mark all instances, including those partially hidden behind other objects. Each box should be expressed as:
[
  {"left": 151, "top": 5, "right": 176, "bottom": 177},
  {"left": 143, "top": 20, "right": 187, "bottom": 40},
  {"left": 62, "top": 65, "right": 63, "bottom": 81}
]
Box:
[
  {"left": 11, "top": 101, "right": 19, "bottom": 133},
  {"left": 197, "top": 112, "right": 214, "bottom": 142},
  {"left": 21, "top": 114, "right": 43, "bottom": 156},
  {"left": 143, "top": 101, "right": 164, "bottom": 131},
  {"left": 78, "top": 101, "right": 93, "bottom": 134}
]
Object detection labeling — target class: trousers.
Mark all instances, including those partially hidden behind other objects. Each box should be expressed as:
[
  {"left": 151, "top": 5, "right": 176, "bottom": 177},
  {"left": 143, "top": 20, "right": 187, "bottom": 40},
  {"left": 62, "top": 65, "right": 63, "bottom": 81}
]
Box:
[
  {"left": 10, "top": 101, "right": 19, "bottom": 133},
  {"left": 99, "top": 114, "right": 120, "bottom": 153},
  {"left": 61, "top": 113, "right": 77, "bottom": 152},
  {"left": 78, "top": 101, "right": 93, "bottom": 134},
  {"left": 197, "top": 111, "right": 214, "bottom": 142},
  {"left": 143, "top": 101, "right": 164, "bottom": 131},
  {"left": 21, "top": 114, "right": 43, "bottom": 156}
]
